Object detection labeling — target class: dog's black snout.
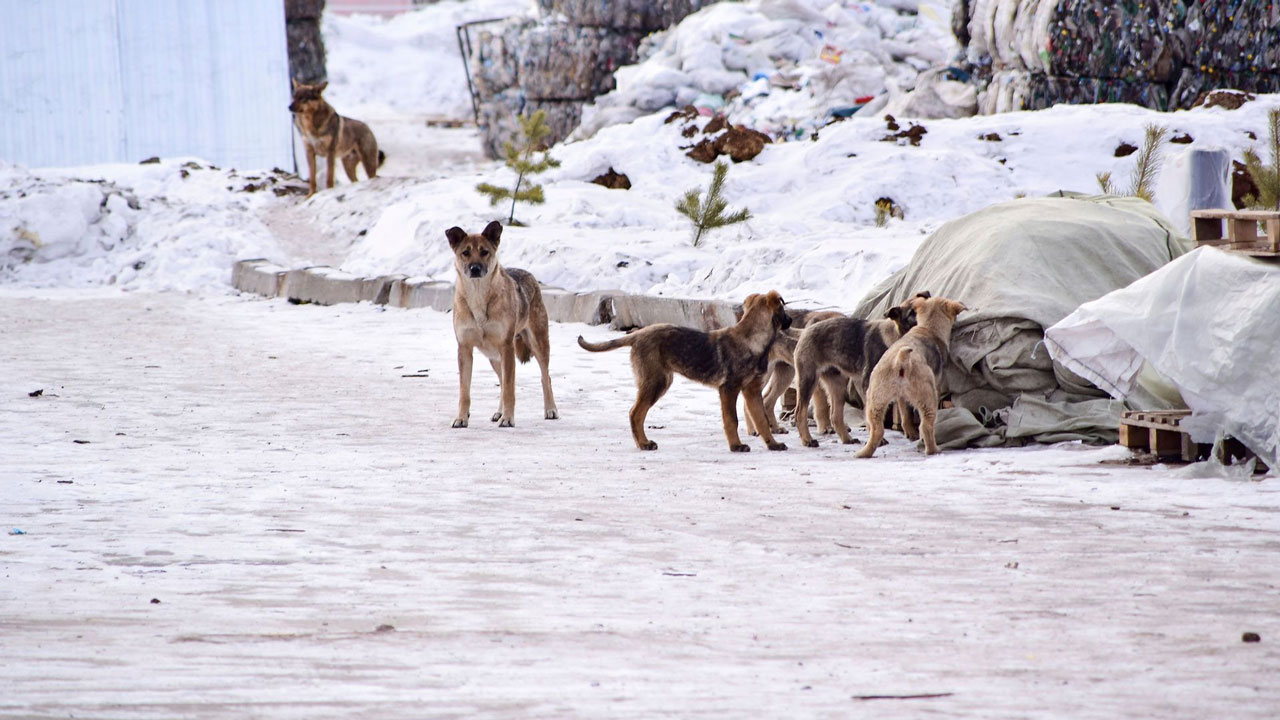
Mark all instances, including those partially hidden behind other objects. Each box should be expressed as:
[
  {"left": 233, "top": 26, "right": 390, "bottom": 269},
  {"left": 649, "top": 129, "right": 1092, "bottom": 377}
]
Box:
[
  {"left": 468, "top": 264, "right": 484, "bottom": 278},
  {"left": 780, "top": 313, "right": 792, "bottom": 330},
  {"left": 288, "top": 102, "right": 297, "bottom": 112}
]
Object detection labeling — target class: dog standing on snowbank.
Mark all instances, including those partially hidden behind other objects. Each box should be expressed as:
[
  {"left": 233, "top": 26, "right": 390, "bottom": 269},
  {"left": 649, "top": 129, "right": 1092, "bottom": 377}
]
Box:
[
  {"left": 577, "top": 291, "right": 792, "bottom": 453},
  {"left": 857, "top": 295, "right": 969, "bottom": 458},
  {"left": 289, "top": 79, "right": 384, "bottom": 197},
  {"left": 447, "top": 221, "right": 558, "bottom": 429}
]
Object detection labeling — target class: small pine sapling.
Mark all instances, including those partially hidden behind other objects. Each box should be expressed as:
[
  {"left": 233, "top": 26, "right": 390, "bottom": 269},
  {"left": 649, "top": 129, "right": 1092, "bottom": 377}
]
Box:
[
  {"left": 1242, "top": 108, "right": 1280, "bottom": 209},
  {"left": 1096, "top": 124, "right": 1168, "bottom": 201},
  {"left": 476, "top": 110, "right": 561, "bottom": 225},
  {"left": 675, "top": 160, "right": 751, "bottom": 247}
]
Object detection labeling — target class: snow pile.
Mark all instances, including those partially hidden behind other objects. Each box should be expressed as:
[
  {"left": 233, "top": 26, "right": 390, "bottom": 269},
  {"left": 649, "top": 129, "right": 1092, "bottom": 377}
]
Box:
[
  {"left": 574, "top": 0, "right": 958, "bottom": 141},
  {"left": 0, "top": 161, "right": 288, "bottom": 291},
  {"left": 322, "top": 0, "right": 534, "bottom": 120}
]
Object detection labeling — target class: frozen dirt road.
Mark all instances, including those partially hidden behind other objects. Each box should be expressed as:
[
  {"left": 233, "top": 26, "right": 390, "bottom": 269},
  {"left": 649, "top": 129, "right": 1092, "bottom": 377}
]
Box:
[{"left": 2, "top": 290, "right": 1278, "bottom": 719}]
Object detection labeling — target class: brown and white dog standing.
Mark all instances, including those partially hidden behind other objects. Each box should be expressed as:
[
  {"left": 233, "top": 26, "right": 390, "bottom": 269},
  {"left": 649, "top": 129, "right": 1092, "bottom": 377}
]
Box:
[
  {"left": 289, "top": 79, "right": 384, "bottom": 197},
  {"left": 857, "top": 295, "right": 968, "bottom": 458},
  {"left": 447, "top": 221, "right": 558, "bottom": 429},
  {"left": 577, "top": 291, "right": 792, "bottom": 453}
]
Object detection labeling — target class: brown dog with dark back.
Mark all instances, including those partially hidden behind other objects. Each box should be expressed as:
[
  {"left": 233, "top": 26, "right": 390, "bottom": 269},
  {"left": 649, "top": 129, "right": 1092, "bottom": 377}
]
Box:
[
  {"left": 577, "top": 292, "right": 792, "bottom": 452},
  {"left": 447, "top": 221, "right": 558, "bottom": 429},
  {"left": 289, "top": 79, "right": 384, "bottom": 197}
]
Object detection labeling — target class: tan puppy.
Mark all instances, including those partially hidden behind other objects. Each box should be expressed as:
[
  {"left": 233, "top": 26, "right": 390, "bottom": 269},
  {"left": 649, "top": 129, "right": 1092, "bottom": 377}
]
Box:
[
  {"left": 447, "top": 221, "right": 557, "bottom": 428},
  {"left": 744, "top": 309, "right": 844, "bottom": 438},
  {"left": 289, "top": 79, "right": 384, "bottom": 197},
  {"left": 857, "top": 296, "right": 968, "bottom": 458},
  {"left": 577, "top": 291, "right": 792, "bottom": 452}
]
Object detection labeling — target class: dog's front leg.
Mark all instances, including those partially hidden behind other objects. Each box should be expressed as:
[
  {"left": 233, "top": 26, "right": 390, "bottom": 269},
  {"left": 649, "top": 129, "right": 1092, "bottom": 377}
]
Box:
[
  {"left": 326, "top": 140, "right": 338, "bottom": 189},
  {"left": 719, "top": 386, "right": 750, "bottom": 452},
  {"left": 453, "top": 343, "right": 474, "bottom": 428},
  {"left": 743, "top": 379, "right": 787, "bottom": 451},
  {"left": 496, "top": 341, "right": 516, "bottom": 427},
  {"left": 305, "top": 145, "right": 318, "bottom": 197}
]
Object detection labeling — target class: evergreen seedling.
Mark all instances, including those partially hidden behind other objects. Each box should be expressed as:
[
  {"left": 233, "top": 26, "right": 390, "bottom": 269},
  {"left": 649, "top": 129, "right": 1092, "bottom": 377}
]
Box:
[
  {"left": 675, "top": 160, "right": 751, "bottom": 247},
  {"left": 476, "top": 110, "right": 560, "bottom": 225},
  {"left": 1242, "top": 108, "right": 1280, "bottom": 209},
  {"left": 1096, "top": 124, "right": 1168, "bottom": 201}
]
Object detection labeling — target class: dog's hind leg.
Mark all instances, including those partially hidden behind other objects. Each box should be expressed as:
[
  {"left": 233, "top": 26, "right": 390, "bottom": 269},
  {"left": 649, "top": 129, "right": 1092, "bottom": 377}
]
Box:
[
  {"left": 453, "top": 344, "right": 474, "bottom": 428},
  {"left": 527, "top": 312, "right": 558, "bottom": 420},
  {"left": 342, "top": 152, "right": 360, "bottom": 182},
  {"left": 743, "top": 378, "right": 786, "bottom": 451},
  {"left": 856, "top": 386, "right": 889, "bottom": 458},
  {"left": 794, "top": 361, "right": 820, "bottom": 448},
  {"left": 897, "top": 398, "right": 919, "bottom": 440},
  {"left": 630, "top": 370, "right": 671, "bottom": 450},
  {"left": 820, "top": 372, "right": 856, "bottom": 444},
  {"left": 760, "top": 363, "right": 792, "bottom": 435},
  {"left": 813, "top": 381, "right": 833, "bottom": 435}
]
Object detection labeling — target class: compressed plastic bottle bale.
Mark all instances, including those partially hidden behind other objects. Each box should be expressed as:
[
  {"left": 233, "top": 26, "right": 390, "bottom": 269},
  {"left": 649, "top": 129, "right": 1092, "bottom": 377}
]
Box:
[
  {"left": 470, "top": 19, "right": 527, "bottom": 97},
  {"left": 514, "top": 24, "right": 644, "bottom": 100},
  {"left": 1169, "top": 67, "right": 1280, "bottom": 110},
  {"left": 537, "top": 0, "right": 716, "bottom": 32},
  {"left": 478, "top": 89, "right": 585, "bottom": 159}
]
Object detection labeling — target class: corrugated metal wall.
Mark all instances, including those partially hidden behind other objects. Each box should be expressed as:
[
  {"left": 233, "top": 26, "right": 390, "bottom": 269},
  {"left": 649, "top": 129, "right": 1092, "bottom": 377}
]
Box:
[{"left": 0, "top": 0, "right": 293, "bottom": 170}]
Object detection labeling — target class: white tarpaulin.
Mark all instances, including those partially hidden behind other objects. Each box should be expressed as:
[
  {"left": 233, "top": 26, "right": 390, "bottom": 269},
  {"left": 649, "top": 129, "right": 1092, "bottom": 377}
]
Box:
[{"left": 1045, "top": 247, "right": 1280, "bottom": 469}]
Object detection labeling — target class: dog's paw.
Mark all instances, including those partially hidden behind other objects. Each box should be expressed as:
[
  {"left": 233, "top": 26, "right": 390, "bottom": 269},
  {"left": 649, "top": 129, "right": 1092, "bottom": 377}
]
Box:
[
  {"left": 545, "top": 409, "right": 559, "bottom": 420},
  {"left": 730, "top": 444, "right": 751, "bottom": 453},
  {"left": 840, "top": 436, "right": 858, "bottom": 445},
  {"left": 767, "top": 442, "right": 787, "bottom": 451},
  {"left": 746, "top": 428, "right": 760, "bottom": 437},
  {"left": 451, "top": 418, "right": 468, "bottom": 428},
  {"left": 819, "top": 427, "right": 836, "bottom": 435},
  {"left": 855, "top": 447, "right": 876, "bottom": 459},
  {"left": 772, "top": 426, "right": 789, "bottom": 435},
  {"left": 491, "top": 411, "right": 502, "bottom": 422},
  {"left": 498, "top": 417, "right": 514, "bottom": 428},
  {"left": 639, "top": 441, "right": 658, "bottom": 451},
  {"left": 802, "top": 438, "right": 819, "bottom": 448}
]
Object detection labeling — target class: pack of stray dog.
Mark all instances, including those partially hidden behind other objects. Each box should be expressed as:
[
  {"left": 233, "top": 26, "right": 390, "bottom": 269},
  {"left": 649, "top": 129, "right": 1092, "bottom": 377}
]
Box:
[{"left": 444, "top": 220, "right": 970, "bottom": 457}]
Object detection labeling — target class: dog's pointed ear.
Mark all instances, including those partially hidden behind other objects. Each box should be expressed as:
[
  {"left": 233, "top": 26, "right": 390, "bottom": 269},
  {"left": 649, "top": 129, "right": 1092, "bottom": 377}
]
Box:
[
  {"left": 445, "top": 227, "right": 467, "bottom": 249},
  {"left": 886, "top": 306, "right": 904, "bottom": 321},
  {"left": 947, "top": 300, "right": 969, "bottom": 316},
  {"left": 482, "top": 220, "right": 503, "bottom": 246},
  {"left": 915, "top": 290, "right": 932, "bottom": 299},
  {"left": 291, "top": 77, "right": 301, "bottom": 91},
  {"left": 316, "top": 81, "right": 328, "bottom": 94}
]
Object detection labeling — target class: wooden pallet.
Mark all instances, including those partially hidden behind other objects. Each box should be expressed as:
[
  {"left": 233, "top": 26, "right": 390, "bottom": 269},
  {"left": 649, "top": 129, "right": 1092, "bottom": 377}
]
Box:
[
  {"left": 1119, "top": 409, "right": 1267, "bottom": 470},
  {"left": 1190, "top": 209, "right": 1280, "bottom": 257}
]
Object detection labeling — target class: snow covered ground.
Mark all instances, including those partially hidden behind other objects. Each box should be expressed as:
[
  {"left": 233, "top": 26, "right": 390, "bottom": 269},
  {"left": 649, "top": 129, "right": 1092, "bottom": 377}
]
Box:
[
  {"left": 4, "top": 290, "right": 1278, "bottom": 718},
  {"left": 3, "top": 3, "right": 1280, "bottom": 713}
]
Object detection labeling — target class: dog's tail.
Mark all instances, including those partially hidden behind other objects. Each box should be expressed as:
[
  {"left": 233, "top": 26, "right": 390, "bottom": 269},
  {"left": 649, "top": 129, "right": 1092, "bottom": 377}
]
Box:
[
  {"left": 377, "top": 149, "right": 387, "bottom": 168},
  {"left": 577, "top": 334, "right": 635, "bottom": 352},
  {"left": 514, "top": 330, "right": 533, "bottom": 364},
  {"left": 892, "top": 346, "right": 914, "bottom": 378}
]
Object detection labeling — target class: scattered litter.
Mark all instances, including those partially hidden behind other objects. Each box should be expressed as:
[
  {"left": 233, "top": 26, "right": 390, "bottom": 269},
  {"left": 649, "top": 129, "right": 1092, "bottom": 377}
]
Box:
[
  {"left": 375, "top": 624, "right": 396, "bottom": 633},
  {"left": 1243, "top": 632, "right": 1261, "bottom": 643},
  {"left": 8, "top": 528, "right": 27, "bottom": 536},
  {"left": 27, "top": 389, "right": 43, "bottom": 397}
]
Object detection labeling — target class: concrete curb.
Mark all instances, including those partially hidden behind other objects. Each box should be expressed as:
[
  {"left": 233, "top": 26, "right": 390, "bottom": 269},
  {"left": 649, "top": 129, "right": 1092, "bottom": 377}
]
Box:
[{"left": 231, "top": 260, "right": 744, "bottom": 331}]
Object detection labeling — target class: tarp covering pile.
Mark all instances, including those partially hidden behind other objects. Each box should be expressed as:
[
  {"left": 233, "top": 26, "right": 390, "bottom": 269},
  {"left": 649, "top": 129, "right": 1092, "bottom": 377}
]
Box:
[
  {"left": 1045, "top": 247, "right": 1280, "bottom": 470},
  {"left": 853, "top": 194, "right": 1192, "bottom": 448},
  {"left": 954, "top": 0, "right": 1280, "bottom": 113}
]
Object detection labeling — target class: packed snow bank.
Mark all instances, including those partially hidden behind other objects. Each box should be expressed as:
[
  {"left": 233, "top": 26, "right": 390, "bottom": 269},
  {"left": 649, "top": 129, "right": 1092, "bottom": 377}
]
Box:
[
  {"left": 322, "top": 0, "right": 534, "bottom": 121},
  {"left": 0, "top": 161, "right": 289, "bottom": 291},
  {"left": 574, "top": 0, "right": 959, "bottom": 141}
]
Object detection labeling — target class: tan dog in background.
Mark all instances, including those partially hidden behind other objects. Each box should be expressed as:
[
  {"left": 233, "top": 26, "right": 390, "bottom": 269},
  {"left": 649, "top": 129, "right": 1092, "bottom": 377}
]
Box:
[
  {"left": 857, "top": 295, "right": 968, "bottom": 458},
  {"left": 447, "top": 221, "right": 558, "bottom": 429},
  {"left": 289, "top": 79, "right": 384, "bottom": 197},
  {"left": 744, "top": 309, "right": 844, "bottom": 438},
  {"left": 577, "top": 291, "right": 792, "bottom": 453}
]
